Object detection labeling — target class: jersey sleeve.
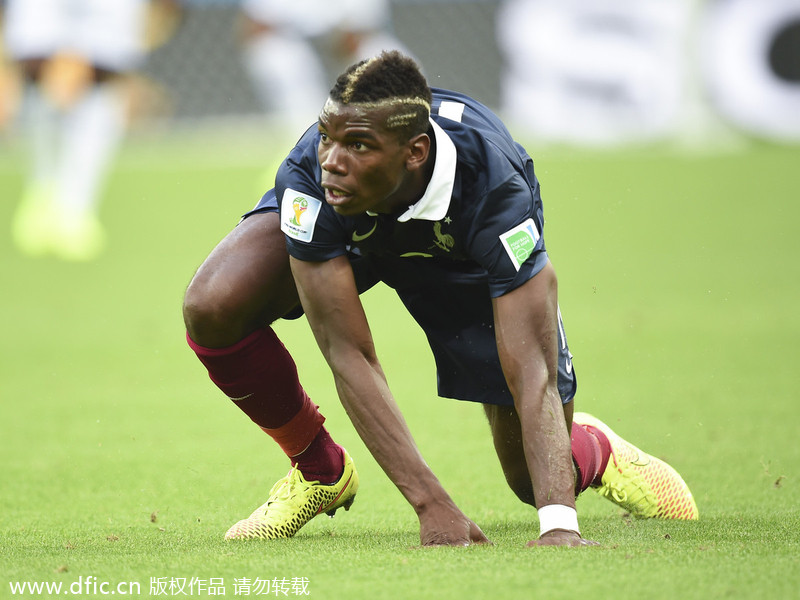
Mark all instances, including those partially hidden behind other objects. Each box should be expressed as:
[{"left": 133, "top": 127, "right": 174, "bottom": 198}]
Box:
[
  {"left": 275, "top": 134, "right": 350, "bottom": 262},
  {"left": 467, "top": 166, "right": 549, "bottom": 298}
]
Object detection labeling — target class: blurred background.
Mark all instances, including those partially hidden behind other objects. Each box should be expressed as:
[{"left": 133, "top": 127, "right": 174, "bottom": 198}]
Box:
[
  {"left": 2, "top": 0, "right": 798, "bottom": 147},
  {"left": 3, "top": 0, "right": 797, "bottom": 263}
]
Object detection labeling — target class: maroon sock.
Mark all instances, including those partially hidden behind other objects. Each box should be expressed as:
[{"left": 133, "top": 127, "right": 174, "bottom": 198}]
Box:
[
  {"left": 187, "top": 327, "right": 307, "bottom": 429},
  {"left": 571, "top": 423, "right": 602, "bottom": 494},
  {"left": 292, "top": 426, "right": 344, "bottom": 485},
  {"left": 187, "top": 327, "right": 343, "bottom": 483},
  {"left": 583, "top": 424, "right": 612, "bottom": 486}
]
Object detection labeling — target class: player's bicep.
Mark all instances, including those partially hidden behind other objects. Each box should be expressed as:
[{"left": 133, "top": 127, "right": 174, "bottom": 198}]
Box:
[
  {"left": 289, "top": 255, "right": 375, "bottom": 368},
  {"left": 492, "top": 262, "right": 560, "bottom": 399}
]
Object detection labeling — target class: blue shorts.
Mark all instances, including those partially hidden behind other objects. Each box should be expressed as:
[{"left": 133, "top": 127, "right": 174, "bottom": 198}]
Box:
[
  {"left": 245, "top": 190, "right": 577, "bottom": 407},
  {"left": 388, "top": 271, "right": 577, "bottom": 406}
]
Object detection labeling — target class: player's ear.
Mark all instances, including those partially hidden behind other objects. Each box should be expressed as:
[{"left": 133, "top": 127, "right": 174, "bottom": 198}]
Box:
[{"left": 405, "top": 133, "right": 430, "bottom": 172}]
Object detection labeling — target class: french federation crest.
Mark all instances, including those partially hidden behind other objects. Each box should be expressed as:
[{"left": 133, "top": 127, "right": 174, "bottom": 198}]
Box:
[{"left": 280, "top": 189, "right": 323, "bottom": 242}]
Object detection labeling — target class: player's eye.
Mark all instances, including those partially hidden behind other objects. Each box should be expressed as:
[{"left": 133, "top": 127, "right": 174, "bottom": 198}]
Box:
[{"left": 350, "top": 139, "right": 373, "bottom": 152}]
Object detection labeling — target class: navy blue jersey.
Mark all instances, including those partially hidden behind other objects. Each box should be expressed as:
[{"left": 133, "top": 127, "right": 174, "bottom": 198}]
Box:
[
  {"left": 248, "top": 88, "right": 576, "bottom": 405},
  {"left": 276, "top": 88, "right": 549, "bottom": 299}
]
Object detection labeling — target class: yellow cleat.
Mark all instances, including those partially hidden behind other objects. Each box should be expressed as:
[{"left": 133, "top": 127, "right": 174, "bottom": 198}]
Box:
[
  {"left": 225, "top": 448, "right": 358, "bottom": 540},
  {"left": 11, "top": 184, "right": 57, "bottom": 257},
  {"left": 49, "top": 210, "right": 106, "bottom": 262},
  {"left": 12, "top": 186, "right": 106, "bottom": 261},
  {"left": 574, "top": 412, "right": 699, "bottom": 520}
]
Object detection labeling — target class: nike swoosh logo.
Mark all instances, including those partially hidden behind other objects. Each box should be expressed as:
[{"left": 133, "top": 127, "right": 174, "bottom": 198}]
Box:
[
  {"left": 558, "top": 307, "right": 573, "bottom": 375},
  {"left": 317, "top": 473, "right": 354, "bottom": 514},
  {"left": 228, "top": 393, "right": 254, "bottom": 402},
  {"left": 352, "top": 222, "right": 377, "bottom": 242},
  {"left": 400, "top": 252, "right": 434, "bottom": 258}
]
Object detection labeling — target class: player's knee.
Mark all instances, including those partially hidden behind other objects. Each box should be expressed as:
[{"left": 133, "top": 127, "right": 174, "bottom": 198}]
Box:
[
  {"left": 182, "top": 276, "right": 241, "bottom": 347},
  {"left": 182, "top": 288, "right": 217, "bottom": 342}
]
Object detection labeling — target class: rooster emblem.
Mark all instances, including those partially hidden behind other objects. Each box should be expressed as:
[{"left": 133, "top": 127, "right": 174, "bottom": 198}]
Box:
[{"left": 431, "top": 221, "right": 454, "bottom": 252}]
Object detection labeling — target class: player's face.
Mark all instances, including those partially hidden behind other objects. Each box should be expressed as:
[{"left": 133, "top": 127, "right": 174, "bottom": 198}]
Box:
[{"left": 317, "top": 99, "right": 419, "bottom": 216}]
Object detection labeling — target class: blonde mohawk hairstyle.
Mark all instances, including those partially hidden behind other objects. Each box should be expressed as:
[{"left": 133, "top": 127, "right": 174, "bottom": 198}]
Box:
[{"left": 329, "top": 50, "right": 432, "bottom": 139}]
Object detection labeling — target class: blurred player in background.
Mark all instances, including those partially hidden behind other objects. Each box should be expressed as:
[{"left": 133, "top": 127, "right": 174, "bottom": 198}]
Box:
[
  {"left": 184, "top": 50, "right": 699, "bottom": 547},
  {"left": 3, "top": 0, "right": 179, "bottom": 261},
  {"left": 0, "top": 8, "right": 20, "bottom": 131},
  {"left": 239, "top": 0, "right": 408, "bottom": 130}
]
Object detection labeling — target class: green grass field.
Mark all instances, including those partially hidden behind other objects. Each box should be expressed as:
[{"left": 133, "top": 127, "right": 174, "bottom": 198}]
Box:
[{"left": 1, "top": 130, "right": 798, "bottom": 599}]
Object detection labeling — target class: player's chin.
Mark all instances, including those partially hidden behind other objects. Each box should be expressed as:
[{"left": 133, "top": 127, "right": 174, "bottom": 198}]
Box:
[{"left": 328, "top": 198, "right": 362, "bottom": 216}]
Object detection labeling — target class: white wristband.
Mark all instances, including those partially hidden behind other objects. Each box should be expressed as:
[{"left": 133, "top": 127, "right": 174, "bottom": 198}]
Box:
[{"left": 538, "top": 504, "right": 580, "bottom": 537}]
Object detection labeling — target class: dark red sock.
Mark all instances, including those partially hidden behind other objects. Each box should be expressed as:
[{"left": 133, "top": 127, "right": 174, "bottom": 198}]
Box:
[
  {"left": 187, "top": 327, "right": 307, "bottom": 429},
  {"left": 571, "top": 423, "right": 602, "bottom": 494},
  {"left": 187, "top": 328, "right": 343, "bottom": 483},
  {"left": 583, "top": 424, "right": 612, "bottom": 486},
  {"left": 292, "top": 427, "right": 344, "bottom": 485}
]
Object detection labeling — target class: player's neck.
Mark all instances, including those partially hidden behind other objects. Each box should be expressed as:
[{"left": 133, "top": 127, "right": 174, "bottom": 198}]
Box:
[
  {"left": 378, "top": 131, "right": 436, "bottom": 215},
  {"left": 405, "top": 131, "right": 437, "bottom": 207}
]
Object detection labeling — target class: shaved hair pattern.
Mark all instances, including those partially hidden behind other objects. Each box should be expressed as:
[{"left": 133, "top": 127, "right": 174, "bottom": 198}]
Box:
[{"left": 329, "top": 50, "right": 432, "bottom": 139}]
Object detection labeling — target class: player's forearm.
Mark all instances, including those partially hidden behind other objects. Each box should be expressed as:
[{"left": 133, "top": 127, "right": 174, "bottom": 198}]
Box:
[
  {"left": 291, "top": 256, "right": 456, "bottom": 513},
  {"left": 492, "top": 265, "right": 575, "bottom": 508},
  {"left": 330, "top": 357, "right": 453, "bottom": 513},
  {"left": 515, "top": 387, "right": 576, "bottom": 509}
]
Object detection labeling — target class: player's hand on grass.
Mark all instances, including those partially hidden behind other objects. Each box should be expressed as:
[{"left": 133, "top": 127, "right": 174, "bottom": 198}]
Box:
[
  {"left": 418, "top": 500, "right": 491, "bottom": 547},
  {"left": 527, "top": 529, "right": 599, "bottom": 548}
]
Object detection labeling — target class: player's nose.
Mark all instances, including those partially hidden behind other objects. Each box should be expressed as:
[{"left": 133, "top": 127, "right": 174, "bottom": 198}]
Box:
[{"left": 320, "top": 144, "right": 346, "bottom": 175}]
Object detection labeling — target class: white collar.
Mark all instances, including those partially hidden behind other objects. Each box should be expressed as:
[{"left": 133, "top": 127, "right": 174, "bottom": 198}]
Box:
[{"left": 396, "top": 119, "right": 457, "bottom": 222}]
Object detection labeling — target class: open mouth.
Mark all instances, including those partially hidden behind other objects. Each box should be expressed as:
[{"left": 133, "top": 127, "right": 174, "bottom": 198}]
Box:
[{"left": 324, "top": 187, "right": 352, "bottom": 206}]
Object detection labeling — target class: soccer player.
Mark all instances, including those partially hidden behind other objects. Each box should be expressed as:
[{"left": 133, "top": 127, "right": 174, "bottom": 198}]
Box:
[
  {"left": 184, "top": 50, "right": 698, "bottom": 547},
  {"left": 3, "top": 0, "right": 164, "bottom": 261}
]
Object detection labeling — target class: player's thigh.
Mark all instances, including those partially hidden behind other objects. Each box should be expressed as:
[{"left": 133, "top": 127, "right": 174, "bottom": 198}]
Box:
[{"left": 183, "top": 211, "right": 299, "bottom": 347}]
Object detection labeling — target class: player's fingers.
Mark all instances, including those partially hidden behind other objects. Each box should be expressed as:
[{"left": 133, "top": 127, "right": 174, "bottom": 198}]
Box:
[
  {"left": 419, "top": 518, "right": 491, "bottom": 547},
  {"left": 420, "top": 532, "right": 469, "bottom": 547},
  {"left": 469, "top": 520, "right": 493, "bottom": 545}
]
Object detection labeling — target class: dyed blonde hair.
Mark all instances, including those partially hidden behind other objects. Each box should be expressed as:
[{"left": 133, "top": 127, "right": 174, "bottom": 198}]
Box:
[{"left": 329, "top": 51, "right": 432, "bottom": 139}]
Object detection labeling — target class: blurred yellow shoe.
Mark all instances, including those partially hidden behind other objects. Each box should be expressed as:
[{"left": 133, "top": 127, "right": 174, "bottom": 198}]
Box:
[
  {"left": 12, "top": 186, "right": 106, "bottom": 261},
  {"left": 574, "top": 412, "right": 699, "bottom": 520},
  {"left": 11, "top": 184, "right": 57, "bottom": 257},
  {"left": 225, "top": 448, "right": 358, "bottom": 540},
  {"left": 49, "top": 210, "right": 106, "bottom": 262}
]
